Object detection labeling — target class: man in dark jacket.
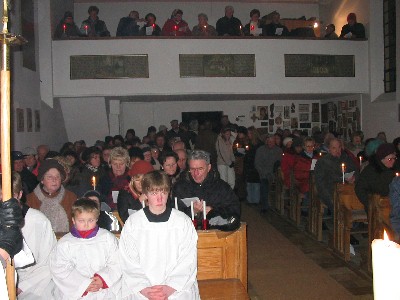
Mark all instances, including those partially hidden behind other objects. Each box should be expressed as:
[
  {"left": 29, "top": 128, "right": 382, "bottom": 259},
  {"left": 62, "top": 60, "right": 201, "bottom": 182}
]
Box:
[
  {"left": 80, "top": 6, "right": 110, "bottom": 37},
  {"left": 11, "top": 151, "right": 38, "bottom": 202},
  {"left": 216, "top": 6, "right": 243, "bottom": 36},
  {"left": 172, "top": 150, "right": 240, "bottom": 231},
  {"left": 340, "top": 13, "right": 365, "bottom": 39},
  {"left": 263, "top": 11, "right": 289, "bottom": 37},
  {"left": 116, "top": 10, "right": 140, "bottom": 36}
]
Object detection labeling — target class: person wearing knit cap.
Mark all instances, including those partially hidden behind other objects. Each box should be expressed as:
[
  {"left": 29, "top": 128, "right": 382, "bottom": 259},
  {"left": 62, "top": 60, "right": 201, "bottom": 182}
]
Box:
[
  {"left": 355, "top": 143, "right": 399, "bottom": 213},
  {"left": 118, "top": 160, "right": 154, "bottom": 223},
  {"left": 340, "top": 12, "right": 365, "bottom": 39},
  {"left": 26, "top": 159, "right": 77, "bottom": 232}
]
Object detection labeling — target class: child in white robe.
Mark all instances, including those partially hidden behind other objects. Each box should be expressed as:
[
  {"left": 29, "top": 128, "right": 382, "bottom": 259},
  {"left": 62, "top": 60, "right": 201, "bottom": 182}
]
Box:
[
  {"left": 119, "top": 170, "right": 200, "bottom": 300},
  {"left": 50, "top": 198, "right": 121, "bottom": 299}
]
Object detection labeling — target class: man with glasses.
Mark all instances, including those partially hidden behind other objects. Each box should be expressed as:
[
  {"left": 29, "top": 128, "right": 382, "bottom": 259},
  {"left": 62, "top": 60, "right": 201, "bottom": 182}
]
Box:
[
  {"left": 356, "top": 143, "right": 399, "bottom": 212},
  {"left": 172, "top": 150, "right": 240, "bottom": 231}
]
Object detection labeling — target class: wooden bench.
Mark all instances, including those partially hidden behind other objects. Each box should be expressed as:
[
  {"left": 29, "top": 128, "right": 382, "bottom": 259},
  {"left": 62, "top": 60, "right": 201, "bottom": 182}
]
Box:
[
  {"left": 333, "top": 183, "right": 368, "bottom": 261},
  {"left": 307, "top": 172, "right": 326, "bottom": 241},
  {"left": 368, "top": 194, "right": 396, "bottom": 272},
  {"left": 198, "top": 278, "right": 249, "bottom": 300}
]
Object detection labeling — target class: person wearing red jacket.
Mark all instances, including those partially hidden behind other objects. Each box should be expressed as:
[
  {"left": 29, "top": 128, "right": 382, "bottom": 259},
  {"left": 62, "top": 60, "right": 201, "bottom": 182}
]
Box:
[
  {"left": 161, "top": 9, "right": 191, "bottom": 36},
  {"left": 281, "top": 137, "right": 303, "bottom": 189}
]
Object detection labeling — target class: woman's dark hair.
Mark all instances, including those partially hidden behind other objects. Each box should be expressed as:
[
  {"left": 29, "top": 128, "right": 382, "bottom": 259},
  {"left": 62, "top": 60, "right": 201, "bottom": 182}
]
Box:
[
  {"left": 145, "top": 13, "right": 156, "bottom": 21},
  {"left": 88, "top": 6, "right": 99, "bottom": 14},
  {"left": 147, "top": 126, "right": 157, "bottom": 134},
  {"left": 62, "top": 150, "right": 80, "bottom": 166},
  {"left": 125, "top": 129, "right": 136, "bottom": 139},
  {"left": 159, "top": 151, "right": 179, "bottom": 165},
  {"left": 59, "top": 142, "right": 74, "bottom": 155},
  {"left": 250, "top": 9, "right": 260, "bottom": 18}
]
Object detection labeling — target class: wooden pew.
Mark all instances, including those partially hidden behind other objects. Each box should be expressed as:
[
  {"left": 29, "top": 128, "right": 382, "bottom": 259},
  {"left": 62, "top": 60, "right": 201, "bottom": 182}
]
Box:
[
  {"left": 333, "top": 183, "right": 368, "bottom": 261},
  {"left": 198, "top": 278, "right": 249, "bottom": 300},
  {"left": 307, "top": 172, "right": 326, "bottom": 241},
  {"left": 368, "top": 194, "right": 396, "bottom": 272}
]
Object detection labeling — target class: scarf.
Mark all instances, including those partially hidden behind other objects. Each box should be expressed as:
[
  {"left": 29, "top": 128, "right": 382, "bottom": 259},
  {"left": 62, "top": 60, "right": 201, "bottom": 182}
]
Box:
[
  {"left": 34, "top": 184, "right": 69, "bottom": 232},
  {"left": 85, "top": 163, "right": 98, "bottom": 173},
  {"left": 70, "top": 225, "right": 99, "bottom": 239}
]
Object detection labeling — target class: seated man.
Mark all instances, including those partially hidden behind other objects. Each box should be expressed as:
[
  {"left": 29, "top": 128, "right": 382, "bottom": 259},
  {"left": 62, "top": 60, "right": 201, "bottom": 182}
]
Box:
[
  {"left": 314, "top": 138, "right": 358, "bottom": 213},
  {"left": 324, "top": 24, "right": 338, "bottom": 39},
  {"left": 340, "top": 13, "right": 365, "bottom": 39},
  {"left": 216, "top": 6, "right": 243, "bottom": 36},
  {"left": 173, "top": 150, "right": 241, "bottom": 231},
  {"left": 116, "top": 10, "right": 140, "bottom": 36},
  {"left": 54, "top": 11, "right": 82, "bottom": 39},
  {"left": 263, "top": 11, "right": 289, "bottom": 37},
  {"left": 9, "top": 172, "right": 57, "bottom": 299},
  {"left": 12, "top": 151, "right": 38, "bottom": 201},
  {"left": 119, "top": 170, "right": 200, "bottom": 299},
  {"left": 80, "top": 6, "right": 110, "bottom": 37}
]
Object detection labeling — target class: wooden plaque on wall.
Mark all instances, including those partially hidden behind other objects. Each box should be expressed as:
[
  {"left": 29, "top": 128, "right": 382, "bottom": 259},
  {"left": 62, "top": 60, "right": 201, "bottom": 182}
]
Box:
[
  {"left": 179, "top": 54, "right": 256, "bottom": 77},
  {"left": 285, "top": 54, "right": 355, "bottom": 77},
  {"left": 70, "top": 55, "right": 149, "bottom": 79}
]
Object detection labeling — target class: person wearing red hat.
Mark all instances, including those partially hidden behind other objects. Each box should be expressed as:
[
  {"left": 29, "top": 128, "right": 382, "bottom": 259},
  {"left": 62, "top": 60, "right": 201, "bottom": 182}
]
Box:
[
  {"left": 340, "top": 12, "right": 365, "bottom": 39},
  {"left": 118, "top": 160, "right": 154, "bottom": 223}
]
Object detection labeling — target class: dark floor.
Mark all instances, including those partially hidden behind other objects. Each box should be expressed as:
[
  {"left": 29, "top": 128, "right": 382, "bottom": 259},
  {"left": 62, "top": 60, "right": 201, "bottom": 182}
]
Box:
[{"left": 243, "top": 202, "right": 373, "bottom": 299}]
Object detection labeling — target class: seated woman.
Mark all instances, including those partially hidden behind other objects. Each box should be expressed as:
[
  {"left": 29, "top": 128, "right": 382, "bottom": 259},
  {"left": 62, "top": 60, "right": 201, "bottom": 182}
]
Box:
[
  {"left": 161, "top": 9, "right": 191, "bottom": 36},
  {"left": 160, "top": 151, "right": 181, "bottom": 186},
  {"left": 243, "top": 9, "right": 263, "bottom": 36},
  {"left": 79, "top": 146, "right": 106, "bottom": 193},
  {"left": 192, "top": 13, "right": 217, "bottom": 36},
  {"left": 98, "top": 147, "right": 131, "bottom": 210},
  {"left": 118, "top": 160, "right": 154, "bottom": 223},
  {"left": 355, "top": 143, "right": 398, "bottom": 212},
  {"left": 26, "top": 159, "right": 77, "bottom": 232},
  {"left": 119, "top": 170, "right": 200, "bottom": 299},
  {"left": 139, "top": 13, "right": 162, "bottom": 36}
]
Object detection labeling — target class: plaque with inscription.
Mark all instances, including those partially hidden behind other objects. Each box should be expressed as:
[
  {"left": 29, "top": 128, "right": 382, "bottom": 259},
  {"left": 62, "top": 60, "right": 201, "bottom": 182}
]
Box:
[
  {"left": 70, "top": 55, "right": 149, "bottom": 79},
  {"left": 284, "top": 54, "right": 355, "bottom": 77},
  {"left": 179, "top": 54, "right": 255, "bottom": 77}
]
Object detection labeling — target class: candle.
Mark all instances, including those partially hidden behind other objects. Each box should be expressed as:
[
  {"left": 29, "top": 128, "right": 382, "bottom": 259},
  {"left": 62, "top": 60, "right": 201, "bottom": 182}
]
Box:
[
  {"left": 372, "top": 231, "right": 400, "bottom": 299},
  {"left": 84, "top": 25, "right": 88, "bottom": 35},
  {"left": 396, "top": 173, "right": 399, "bottom": 177},
  {"left": 142, "top": 200, "right": 145, "bottom": 208},
  {"left": 359, "top": 156, "right": 363, "bottom": 167},
  {"left": 174, "top": 25, "right": 178, "bottom": 36},
  {"left": 92, "top": 176, "right": 96, "bottom": 190},
  {"left": 236, "top": 143, "right": 239, "bottom": 148},
  {"left": 174, "top": 197, "right": 178, "bottom": 210},
  {"left": 245, "top": 145, "right": 249, "bottom": 151},
  {"left": 190, "top": 201, "right": 194, "bottom": 220},
  {"left": 63, "top": 24, "right": 66, "bottom": 34},
  {"left": 250, "top": 25, "right": 255, "bottom": 30},
  {"left": 203, "top": 201, "right": 206, "bottom": 220},
  {"left": 341, "top": 163, "right": 346, "bottom": 184}
]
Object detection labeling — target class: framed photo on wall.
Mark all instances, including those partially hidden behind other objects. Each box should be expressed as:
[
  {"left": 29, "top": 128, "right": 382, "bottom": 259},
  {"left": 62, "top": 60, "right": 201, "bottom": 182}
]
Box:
[{"left": 16, "top": 108, "right": 24, "bottom": 132}]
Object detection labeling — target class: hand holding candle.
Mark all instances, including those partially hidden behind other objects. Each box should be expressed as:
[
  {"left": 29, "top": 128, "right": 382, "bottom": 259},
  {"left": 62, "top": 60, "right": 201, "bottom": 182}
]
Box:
[{"left": 341, "top": 163, "right": 346, "bottom": 184}]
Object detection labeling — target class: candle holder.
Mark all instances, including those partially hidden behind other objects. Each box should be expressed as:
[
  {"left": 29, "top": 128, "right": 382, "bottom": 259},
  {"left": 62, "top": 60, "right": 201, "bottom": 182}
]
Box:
[
  {"left": 192, "top": 219, "right": 198, "bottom": 229},
  {"left": 202, "top": 219, "right": 209, "bottom": 230}
]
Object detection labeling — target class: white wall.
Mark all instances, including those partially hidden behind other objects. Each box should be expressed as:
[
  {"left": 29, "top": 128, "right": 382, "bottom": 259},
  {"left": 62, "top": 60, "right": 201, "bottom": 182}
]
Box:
[
  {"left": 74, "top": 2, "right": 319, "bottom": 36},
  {"left": 52, "top": 38, "right": 369, "bottom": 97},
  {"left": 121, "top": 99, "right": 321, "bottom": 139},
  {"left": 60, "top": 97, "right": 109, "bottom": 146}
]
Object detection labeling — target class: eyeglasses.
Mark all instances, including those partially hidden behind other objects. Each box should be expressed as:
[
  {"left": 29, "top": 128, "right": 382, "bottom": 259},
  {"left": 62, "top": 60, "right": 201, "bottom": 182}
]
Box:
[
  {"left": 386, "top": 157, "right": 397, "bottom": 161},
  {"left": 164, "top": 163, "right": 177, "bottom": 168}
]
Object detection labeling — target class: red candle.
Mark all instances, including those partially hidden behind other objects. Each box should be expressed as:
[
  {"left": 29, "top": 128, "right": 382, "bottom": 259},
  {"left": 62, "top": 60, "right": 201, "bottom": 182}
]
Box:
[
  {"left": 250, "top": 25, "right": 255, "bottom": 30},
  {"left": 63, "top": 24, "right": 66, "bottom": 34},
  {"left": 84, "top": 25, "right": 88, "bottom": 35},
  {"left": 174, "top": 25, "right": 178, "bottom": 36}
]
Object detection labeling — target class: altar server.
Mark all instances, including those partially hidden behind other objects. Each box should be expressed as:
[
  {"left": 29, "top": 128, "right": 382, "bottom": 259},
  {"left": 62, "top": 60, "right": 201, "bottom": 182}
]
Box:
[
  {"left": 50, "top": 199, "right": 121, "bottom": 299},
  {"left": 119, "top": 170, "right": 200, "bottom": 300}
]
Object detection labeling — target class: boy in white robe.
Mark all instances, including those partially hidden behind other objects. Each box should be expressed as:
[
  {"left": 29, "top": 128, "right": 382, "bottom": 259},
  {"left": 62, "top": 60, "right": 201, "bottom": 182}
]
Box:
[
  {"left": 119, "top": 170, "right": 200, "bottom": 300},
  {"left": 50, "top": 199, "right": 121, "bottom": 299}
]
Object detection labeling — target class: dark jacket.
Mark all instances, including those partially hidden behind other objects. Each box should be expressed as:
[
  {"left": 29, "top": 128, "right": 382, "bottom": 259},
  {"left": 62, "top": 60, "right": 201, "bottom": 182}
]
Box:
[
  {"left": 172, "top": 169, "right": 241, "bottom": 220},
  {"left": 355, "top": 155, "right": 396, "bottom": 210},
  {"left": 243, "top": 142, "right": 262, "bottom": 183},
  {"left": 263, "top": 23, "right": 289, "bottom": 36},
  {"left": 216, "top": 16, "right": 243, "bottom": 36},
  {"left": 54, "top": 21, "right": 83, "bottom": 39},
  {"left": 340, "top": 23, "right": 365, "bottom": 39},
  {"left": 81, "top": 17, "right": 110, "bottom": 37},
  {"left": 314, "top": 151, "right": 359, "bottom": 211},
  {"left": 116, "top": 17, "right": 140, "bottom": 36},
  {"left": 117, "top": 189, "right": 143, "bottom": 223}
]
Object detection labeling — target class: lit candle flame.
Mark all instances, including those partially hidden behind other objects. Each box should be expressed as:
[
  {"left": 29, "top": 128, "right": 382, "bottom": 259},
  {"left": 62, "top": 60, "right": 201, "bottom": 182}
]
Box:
[
  {"left": 341, "top": 163, "right": 346, "bottom": 171},
  {"left": 313, "top": 22, "right": 318, "bottom": 28},
  {"left": 396, "top": 173, "right": 399, "bottom": 177},
  {"left": 384, "top": 230, "right": 389, "bottom": 241},
  {"left": 319, "top": 152, "right": 322, "bottom": 156}
]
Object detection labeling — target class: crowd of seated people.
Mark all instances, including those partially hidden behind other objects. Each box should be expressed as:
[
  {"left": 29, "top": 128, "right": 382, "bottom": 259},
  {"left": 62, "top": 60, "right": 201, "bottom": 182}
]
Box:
[{"left": 54, "top": 5, "right": 366, "bottom": 40}]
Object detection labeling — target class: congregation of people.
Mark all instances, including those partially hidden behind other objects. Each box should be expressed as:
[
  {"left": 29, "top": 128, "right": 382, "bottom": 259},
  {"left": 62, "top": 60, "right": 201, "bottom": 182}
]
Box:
[
  {"left": 54, "top": 5, "right": 365, "bottom": 39},
  {"left": 3, "top": 110, "right": 399, "bottom": 298}
]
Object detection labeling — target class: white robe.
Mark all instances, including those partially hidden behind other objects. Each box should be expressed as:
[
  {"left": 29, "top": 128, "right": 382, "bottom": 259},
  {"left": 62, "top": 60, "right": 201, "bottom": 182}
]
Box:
[
  {"left": 50, "top": 228, "right": 121, "bottom": 300},
  {"left": 119, "top": 208, "right": 200, "bottom": 300},
  {"left": 17, "top": 208, "right": 57, "bottom": 300}
]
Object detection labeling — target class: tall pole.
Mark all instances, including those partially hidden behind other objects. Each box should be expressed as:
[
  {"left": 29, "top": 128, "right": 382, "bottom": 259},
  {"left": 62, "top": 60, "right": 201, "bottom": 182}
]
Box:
[{"left": 1, "top": 1, "right": 26, "bottom": 299}]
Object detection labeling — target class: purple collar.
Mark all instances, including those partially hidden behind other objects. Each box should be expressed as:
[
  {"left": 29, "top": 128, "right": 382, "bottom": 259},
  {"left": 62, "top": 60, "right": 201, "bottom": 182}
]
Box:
[{"left": 70, "top": 225, "right": 99, "bottom": 239}]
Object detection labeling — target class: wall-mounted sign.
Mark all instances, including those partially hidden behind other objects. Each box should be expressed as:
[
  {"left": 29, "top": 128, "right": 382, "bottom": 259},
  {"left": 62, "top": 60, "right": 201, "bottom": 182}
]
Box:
[
  {"left": 285, "top": 54, "right": 355, "bottom": 77},
  {"left": 70, "top": 55, "right": 149, "bottom": 79},
  {"left": 180, "top": 54, "right": 256, "bottom": 77}
]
